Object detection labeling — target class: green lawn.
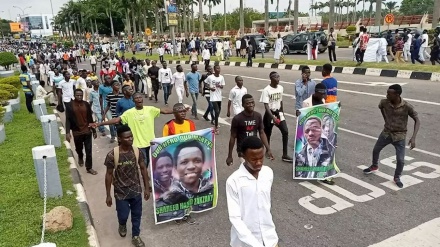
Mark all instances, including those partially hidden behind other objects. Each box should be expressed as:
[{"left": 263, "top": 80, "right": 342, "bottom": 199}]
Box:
[
  {"left": 133, "top": 53, "right": 440, "bottom": 73},
  {"left": 0, "top": 95, "right": 89, "bottom": 247}
]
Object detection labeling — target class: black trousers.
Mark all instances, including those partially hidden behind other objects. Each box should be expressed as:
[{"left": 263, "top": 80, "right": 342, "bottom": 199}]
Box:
[
  {"left": 25, "top": 92, "right": 33, "bottom": 113},
  {"left": 328, "top": 45, "right": 337, "bottom": 62},
  {"left": 204, "top": 59, "right": 210, "bottom": 71},
  {"left": 355, "top": 48, "right": 366, "bottom": 63},
  {"left": 73, "top": 132, "right": 93, "bottom": 170},
  {"left": 212, "top": 101, "right": 222, "bottom": 128},
  {"left": 263, "top": 113, "right": 289, "bottom": 156}
]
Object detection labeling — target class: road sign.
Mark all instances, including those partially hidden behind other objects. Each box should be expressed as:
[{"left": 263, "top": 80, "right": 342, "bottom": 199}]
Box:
[
  {"left": 384, "top": 13, "right": 394, "bottom": 24},
  {"left": 145, "top": 28, "right": 152, "bottom": 36}
]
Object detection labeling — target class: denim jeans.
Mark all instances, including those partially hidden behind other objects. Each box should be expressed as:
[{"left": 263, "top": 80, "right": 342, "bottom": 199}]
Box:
[
  {"left": 212, "top": 101, "right": 222, "bottom": 127},
  {"left": 190, "top": 92, "right": 198, "bottom": 116},
  {"left": 139, "top": 147, "right": 150, "bottom": 167},
  {"left": 116, "top": 194, "right": 142, "bottom": 237},
  {"left": 372, "top": 132, "right": 406, "bottom": 178},
  {"left": 203, "top": 97, "right": 214, "bottom": 120},
  {"left": 93, "top": 112, "right": 105, "bottom": 133},
  {"left": 25, "top": 92, "right": 34, "bottom": 113},
  {"left": 105, "top": 111, "right": 116, "bottom": 139},
  {"left": 162, "top": 83, "right": 171, "bottom": 104}
]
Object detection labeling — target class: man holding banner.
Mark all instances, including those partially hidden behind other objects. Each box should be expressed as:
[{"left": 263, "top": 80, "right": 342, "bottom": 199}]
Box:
[
  {"left": 150, "top": 129, "right": 217, "bottom": 224},
  {"left": 294, "top": 83, "right": 340, "bottom": 184}
]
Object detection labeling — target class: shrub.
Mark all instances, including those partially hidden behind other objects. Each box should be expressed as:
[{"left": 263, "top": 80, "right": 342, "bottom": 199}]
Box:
[
  {"left": 0, "top": 84, "right": 19, "bottom": 99},
  {"left": 346, "top": 26, "right": 356, "bottom": 32},
  {"left": 0, "top": 52, "right": 18, "bottom": 70},
  {"left": 0, "top": 89, "right": 11, "bottom": 105},
  {"left": 63, "top": 40, "right": 74, "bottom": 49},
  {"left": 0, "top": 76, "right": 22, "bottom": 89},
  {"left": 0, "top": 105, "right": 5, "bottom": 124}
]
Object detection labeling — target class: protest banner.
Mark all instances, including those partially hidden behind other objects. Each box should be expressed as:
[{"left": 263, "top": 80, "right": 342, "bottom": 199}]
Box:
[
  {"left": 293, "top": 102, "right": 341, "bottom": 180},
  {"left": 150, "top": 128, "right": 217, "bottom": 224}
]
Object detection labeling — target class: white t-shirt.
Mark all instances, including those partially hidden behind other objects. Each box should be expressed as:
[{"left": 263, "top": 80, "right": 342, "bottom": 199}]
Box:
[
  {"left": 57, "top": 79, "right": 75, "bottom": 103},
  {"left": 206, "top": 74, "right": 225, "bottom": 102},
  {"left": 224, "top": 41, "right": 230, "bottom": 50},
  {"left": 202, "top": 49, "right": 211, "bottom": 60},
  {"left": 90, "top": 55, "right": 97, "bottom": 64},
  {"left": 159, "top": 68, "right": 172, "bottom": 84},
  {"left": 172, "top": 72, "right": 185, "bottom": 88},
  {"left": 405, "top": 33, "right": 413, "bottom": 47},
  {"left": 422, "top": 33, "right": 429, "bottom": 48},
  {"left": 228, "top": 86, "right": 248, "bottom": 115},
  {"left": 259, "top": 85, "right": 283, "bottom": 111},
  {"left": 236, "top": 40, "right": 241, "bottom": 49},
  {"left": 259, "top": 42, "right": 266, "bottom": 51},
  {"left": 36, "top": 85, "right": 48, "bottom": 100}
]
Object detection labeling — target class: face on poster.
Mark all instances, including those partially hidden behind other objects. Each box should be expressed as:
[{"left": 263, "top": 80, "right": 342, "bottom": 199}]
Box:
[
  {"left": 150, "top": 128, "right": 218, "bottom": 224},
  {"left": 293, "top": 102, "right": 340, "bottom": 179}
]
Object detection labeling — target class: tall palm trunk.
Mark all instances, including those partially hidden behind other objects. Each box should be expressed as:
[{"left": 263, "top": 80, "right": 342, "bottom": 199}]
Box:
[
  {"left": 293, "top": 0, "right": 298, "bottom": 33},
  {"left": 154, "top": 5, "right": 160, "bottom": 34},
  {"left": 131, "top": 5, "right": 137, "bottom": 38},
  {"left": 142, "top": 7, "right": 148, "bottom": 31},
  {"left": 239, "top": 0, "right": 244, "bottom": 35},
  {"left": 183, "top": 3, "right": 188, "bottom": 38},
  {"left": 374, "top": 0, "right": 381, "bottom": 26},
  {"left": 109, "top": 11, "right": 115, "bottom": 37},
  {"left": 199, "top": 0, "right": 204, "bottom": 38},
  {"left": 264, "top": 0, "right": 269, "bottom": 33},
  {"left": 94, "top": 19, "right": 98, "bottom": 35},
  {"left": 276, "top": 0, "right": 280, "bottom": 30},
  {"left": 89, "top": 19, "right": 95, "bottom": 36},
  {"left": 224, "top": 0, "right": 227, "bottom": 31},
  {"left": 138, "top": 10, "right": 142, "bottom": 36},
  {"left": 191, "top": 4, "right": 195, "bottom": 33},
  {"left": 126, "top": 9, "right": 132, "bottom": 34},
  {"left": 209, "top": 4, "right": 212, "bottom": 31}
]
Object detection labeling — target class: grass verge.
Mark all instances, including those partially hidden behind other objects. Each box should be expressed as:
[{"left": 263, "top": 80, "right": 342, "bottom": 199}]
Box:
[
  {"left": 0, "top": 94, "right": 89, "bottom": 247},
  {"left": 133, "top": 53, "right": 440, "bottom": 73}
]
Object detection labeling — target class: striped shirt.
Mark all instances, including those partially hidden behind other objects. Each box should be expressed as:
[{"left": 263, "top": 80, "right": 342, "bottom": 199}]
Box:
[
  {"left": 201, "top": 73, "right": 212, "bottom": 97},
  {"left": 106, "top": 93, "right": 124, "bottom": 118}
]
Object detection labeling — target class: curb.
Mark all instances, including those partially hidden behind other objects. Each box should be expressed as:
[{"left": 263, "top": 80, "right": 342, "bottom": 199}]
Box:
[
  {"left": 53, "top": 109, "right": 100, "bottom": 247},
  {"left": 166, "top": 60, "right": 440, "bottom": 82}
]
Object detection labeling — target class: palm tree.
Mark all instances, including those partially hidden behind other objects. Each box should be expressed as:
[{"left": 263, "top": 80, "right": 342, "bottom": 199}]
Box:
[
  {"left": 239, "top": 0, "right": 244, "bottom": 35},
  {"left": 103, "top": 0, "right": 120, "bottom": 37},
  {"left": 384, "top": 1, "right": 398, "bottom": 13},
  {"left": 199, "top": 0, "right": 205, "bottom": 38},
  {"left": 310, "top": 2, "right": 320, "bottom": 16},
  {"left": 204, "top": 0, "right": 221, "bottom": 31}
]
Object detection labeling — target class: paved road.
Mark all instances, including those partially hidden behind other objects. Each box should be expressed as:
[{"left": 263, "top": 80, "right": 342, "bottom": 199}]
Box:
[{"left": 60, "top": 60, "right": 440, "bottom": 247}]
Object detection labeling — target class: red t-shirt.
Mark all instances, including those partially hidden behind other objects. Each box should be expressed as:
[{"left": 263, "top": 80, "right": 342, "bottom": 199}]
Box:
[
  {"left": 100, "top": 69, "right": 115, "bottom": 78},
  {"left": 19, "top": 57, "right": 25, "bottom": 65}
]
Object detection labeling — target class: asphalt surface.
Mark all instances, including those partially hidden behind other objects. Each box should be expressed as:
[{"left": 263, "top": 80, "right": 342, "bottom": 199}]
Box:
[{"left": 59, "top": 60, "right": 440, "bottom": 247}]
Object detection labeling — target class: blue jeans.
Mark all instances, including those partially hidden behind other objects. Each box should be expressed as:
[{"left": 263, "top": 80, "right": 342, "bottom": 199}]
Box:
[
  {"left": 25, "top": 92, "right": 33, "bottom": 113},
  {"left": 93, "top": 112, "right": 105, "bottom": 133},
  {"left": 190, "top": 92, "right": 198, "bottom": 116},
  {"left": 372, "top": 132, "right": 406, "bottom": 178},
  {"left": 115, "top": 194, "right": 142, "bottom": 237},
  {"left": 105, "top": 111, "right": 116, "bottom": 139},
  {"left": 203, "top": 97, "right": 214, "bottom": 120},
  {"left": 139, "top": 147, "right": 150, "bottom": 167},
  {"left": 162, "top": 83, "right": 171, "bottom": 104}
]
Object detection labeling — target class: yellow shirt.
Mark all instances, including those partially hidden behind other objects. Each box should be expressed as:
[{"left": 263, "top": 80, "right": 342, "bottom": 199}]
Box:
[
  {"left": 162, "top": 119, "right": 196, "bottom": 137},
  {"left": 121, "top": 106, "right": 160, "bottom": 148}
]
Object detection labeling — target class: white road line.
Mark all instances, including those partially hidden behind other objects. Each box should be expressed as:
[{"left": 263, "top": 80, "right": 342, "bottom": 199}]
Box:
[
  {"left": 369, "top": 217, "right": 440, "bottom": 247},
  {"left": 224, "top": 73, "right": 440, "bottom": 106},
  {"left": 282, "top": 112, "right": 440, "bottom": 158}
]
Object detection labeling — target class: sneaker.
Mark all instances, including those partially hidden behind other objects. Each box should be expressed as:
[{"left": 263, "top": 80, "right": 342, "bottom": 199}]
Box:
[
  {"left": 118, "top": 224, "right": 127, "bottom": 237},
  {"left": 394, "top": 177, "right": 403, "bottom": 188},
  {"left": 322, "top": 179, "right": 335, "bottom": 185},
  {"left": 281, "top": 155, "right": 293, "bottom": 162},
  {"left": 363, "top": 165, "right": 379, "bottom": 174},
  {"left": 131, "top": 236, "right": 145, "bottom": 247}
]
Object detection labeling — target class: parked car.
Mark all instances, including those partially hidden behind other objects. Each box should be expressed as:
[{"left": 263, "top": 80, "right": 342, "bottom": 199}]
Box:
[{"left": 281, "top": 31, "right": 328, "bottom": 55}]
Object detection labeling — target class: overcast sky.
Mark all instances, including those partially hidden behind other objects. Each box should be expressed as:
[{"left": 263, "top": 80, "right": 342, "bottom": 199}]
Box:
[{"left": 0, "top": 0, "right": 404, "bottom": 22}]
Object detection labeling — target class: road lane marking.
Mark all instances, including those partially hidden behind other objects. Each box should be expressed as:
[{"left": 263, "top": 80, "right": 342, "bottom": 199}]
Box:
[
  {"left": 224, "top": 73, "right": 439, "bottom": 106},
  {"left": 368, "top": 217, "right": 440, "bottom": 247}
]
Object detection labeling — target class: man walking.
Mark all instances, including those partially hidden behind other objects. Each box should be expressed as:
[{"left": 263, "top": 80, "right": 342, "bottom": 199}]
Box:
[
  {"left": 58, "top": 71, "right": 75, "bottom": 109},
  {"left": 104, "top": 125, "right": 151, "bottom": 247},
  {"left": 226, "top": 94, "right": 273, "bottom": 166},
  {"left": 147, "top": 60, "right": 160, "bottom": 103},
  {"left": 273, "top": 34, "right": 283, "bottom": 64},
  {"left": 363, "top": 84, "right": 420, "bottom": 188},
  {"left": 206, "top": 65, "right": 225, "bottom": 135},
  {"left": 260, "top": 71, "right": 293, "bottom": 162},
  {"left": 295, "top": 66, "right": 316, "bottom": 116},
  {"left": 226, "top": 136, "right": 279, "bottom": 247},
  {"left": 328, "top": 27, "right": 337, "bottom": 62},
  {"left": 116, "top": 85, "right": 135, "bottom": 116},
  {"left": 420, "top": 29, "right": 430, "bottom": 62},
  {"left": 19, "top": 65, "right": 34, "bottom": 113},
  {"left": 66, "top": 89, "right": 98, "bottom": 175},
  {"left": 185, "top": 64, "right": 201, "bottom": 119},
  {"left": 158, "top": 62, "right": 172, "bottom": 105},
  {"left": 226, "top": 76, "right": 247, "bottom": 117}
]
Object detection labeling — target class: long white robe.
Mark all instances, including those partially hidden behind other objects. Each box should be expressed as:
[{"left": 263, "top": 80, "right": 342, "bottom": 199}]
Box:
[{"left": 274, "top": 38, "right": 283, "bottom": 60}]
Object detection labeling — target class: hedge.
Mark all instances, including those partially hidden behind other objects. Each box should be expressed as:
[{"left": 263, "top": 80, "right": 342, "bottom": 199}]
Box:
[
  {"left": 0, "top": 84, "right": 19, "bottom": 99},
  {"left": 0, "top": 90, "right": 11, "bottom": 104},
  {"left": 0, "top": 52, "right": 18, "bottom": 69},
  {"left": 0, "top": 76, "right": 22, "bottom": 90}
]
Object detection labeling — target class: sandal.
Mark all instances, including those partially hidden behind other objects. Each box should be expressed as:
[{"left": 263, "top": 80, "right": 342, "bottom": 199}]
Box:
[
  {"left": 215, "top": 129, "right": 220, "bottom": 135},
  {"left": 87, "top": 169, "right": 98, "bottom": 175}
]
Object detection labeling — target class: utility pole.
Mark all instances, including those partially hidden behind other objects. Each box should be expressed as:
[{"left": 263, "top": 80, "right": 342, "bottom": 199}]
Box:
[{"left": 329, "top": 0, "right": 335, "bottom": 29}]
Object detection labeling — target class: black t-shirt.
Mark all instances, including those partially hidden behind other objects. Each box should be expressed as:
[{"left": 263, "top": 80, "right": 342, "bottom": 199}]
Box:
[
  {"left": 148, "top": 66, "right": 160, "bottom": 81},
  {"left": 231, "top": 111, "right": 263, "bottom": 153}
]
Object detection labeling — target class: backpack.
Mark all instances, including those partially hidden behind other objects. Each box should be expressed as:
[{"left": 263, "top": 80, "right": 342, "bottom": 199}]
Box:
[{"left": 113, "top": 146, "right": 140, "bottom": 178}]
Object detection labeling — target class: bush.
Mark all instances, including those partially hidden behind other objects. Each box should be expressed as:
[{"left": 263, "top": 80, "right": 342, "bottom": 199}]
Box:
[
  {"left": 0, "top": 84, "right": 19, "bottom": 99},
  {"left": 0, "top": 76, "right": 22, "bottom": 89},
  {"left": 0, "top": 52, "right": 18, "bottom": 70},
  {"left": 346, "top": 26, "right": 356, "bottom": 32},
  {"left": 63, "top": 40, "right": 74, "bottom": 49},
  {"left": 0, "top": 89, "right": 11, "bottom": 105},
  {"left": 0, "top": 105, "right": 4, "bottom": 123}
]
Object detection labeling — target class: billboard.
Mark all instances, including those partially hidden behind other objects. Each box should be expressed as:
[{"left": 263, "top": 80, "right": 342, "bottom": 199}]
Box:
[
  {"left": 9, "top": 23, "right": 22, "bottom": 32},
  {"left": 164, "top": 0, "right": 178, "bottom": 26}
]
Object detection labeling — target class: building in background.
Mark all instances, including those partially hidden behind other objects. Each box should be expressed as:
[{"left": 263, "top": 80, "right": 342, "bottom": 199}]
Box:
[{"left": 19, "top": 14, "right": 54, "bottom": 37}]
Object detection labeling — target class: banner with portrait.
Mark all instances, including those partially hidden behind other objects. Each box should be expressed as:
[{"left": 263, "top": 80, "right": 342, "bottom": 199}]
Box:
[
  {"left": 149, "top": 128, "right": 218, "bottom": 224},
  {"left": 293, "top": 102, "right": 341, "bottom": 180},
  {"left": 164, "top": 0, "right": 178, "bottom": 26}
]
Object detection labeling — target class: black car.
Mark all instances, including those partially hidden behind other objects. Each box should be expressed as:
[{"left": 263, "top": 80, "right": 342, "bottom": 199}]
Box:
[{"left": 281, "top": 31, "right": 328, "bottom": 55}]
